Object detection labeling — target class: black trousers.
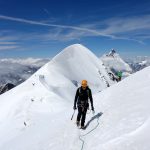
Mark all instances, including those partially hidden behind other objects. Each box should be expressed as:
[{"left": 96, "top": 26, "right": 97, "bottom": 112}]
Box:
[{"left": 77, "top": 106, "right": 87, "bottom": 126}]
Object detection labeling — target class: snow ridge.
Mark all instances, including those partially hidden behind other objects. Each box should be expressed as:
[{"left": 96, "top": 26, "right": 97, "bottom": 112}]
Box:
[{"left": 0, "top": 44, "right": 149, "bottom": 150}]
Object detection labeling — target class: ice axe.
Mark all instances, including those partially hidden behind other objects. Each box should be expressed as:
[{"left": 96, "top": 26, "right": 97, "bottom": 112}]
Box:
[{"left": 71, "top": 110, "right": 76, "bottom": 120}]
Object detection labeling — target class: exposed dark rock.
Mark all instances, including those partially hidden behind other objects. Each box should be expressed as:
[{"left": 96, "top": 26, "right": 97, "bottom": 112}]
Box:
[{"left": 0, "top": 83, "right": 15, "bottom": 95}]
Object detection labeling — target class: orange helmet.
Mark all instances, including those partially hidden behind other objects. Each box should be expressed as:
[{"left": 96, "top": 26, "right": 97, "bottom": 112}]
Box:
[{"left": 81, "top": 80, "right": 88, "bottom": 88}]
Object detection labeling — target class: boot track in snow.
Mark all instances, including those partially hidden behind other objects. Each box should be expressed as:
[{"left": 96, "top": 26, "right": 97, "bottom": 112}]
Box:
[{"left": 78, "top": 112, "right": 103, "bottom": 150}]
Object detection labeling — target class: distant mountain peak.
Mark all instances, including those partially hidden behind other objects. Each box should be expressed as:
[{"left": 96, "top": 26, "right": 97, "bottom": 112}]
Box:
[
  {"left": 100, "top": 49, "right": 132, "bottom": 76},
  {"left": 108, "top": 49, "right": 117, "bottom": 57}
]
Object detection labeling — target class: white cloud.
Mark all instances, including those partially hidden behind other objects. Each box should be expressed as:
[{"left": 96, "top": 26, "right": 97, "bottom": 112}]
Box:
[
  {"left": 0, "top": 14, "right": 150, "bottom": 44},
  {"left": 0, "top": 45, "right": 19, "bottom": 51},
  {"left": 0, "top": 41, "right": 17, "bottom": 44},
  {"left": 0, "top": 32, "right": 21, "bottom": 51},
  {"left": 101, "top": 15, "right": 150, "bottom": 34},
  {"left": 0, "top": 58, "right": 49, "bottom": 85},
  {"left": 32, "top": 15, "right": 150, "bottom": 43},
  {"left": 0, "top": 35, "right": 19, "bottom": 41},
  {"left": 0, "top": 58, "right": 50, "bottom": 66},
  {"left": 0, "top": 14, "right": 114, "bottom": 38},
  {"left": 39, "top": 28, "right": 96, "bottom": 42}
]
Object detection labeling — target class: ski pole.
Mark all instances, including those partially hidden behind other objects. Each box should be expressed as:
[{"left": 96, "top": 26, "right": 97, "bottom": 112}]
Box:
[{"left": 71, "top": 110, "right": 75, "bottom": 120}]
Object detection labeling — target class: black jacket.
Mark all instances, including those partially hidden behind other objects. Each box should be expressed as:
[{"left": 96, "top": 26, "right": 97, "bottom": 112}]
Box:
[{"left": 74, "top": 87, "right": 94, "bottom": 108}]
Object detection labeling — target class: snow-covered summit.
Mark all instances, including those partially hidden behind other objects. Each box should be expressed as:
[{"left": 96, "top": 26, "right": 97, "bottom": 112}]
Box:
[
  {"left": 100, "top": 49, "right": 132, "bottom": 77},
  {"left": 108, "top": 49, "right": 117, "bottom": 57},
  {"left": 0, "top": 43, "right": 111, "bottom": 121},
  {"left": 47, "top": 44, "right": 112, "bottom": 90},
  {"left": 0, "top": 44, "right": 150, "bottom": 150}
]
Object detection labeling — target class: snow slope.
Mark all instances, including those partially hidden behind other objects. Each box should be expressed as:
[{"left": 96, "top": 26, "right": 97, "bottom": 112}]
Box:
[
  {"left": 0, "top": 44, "right": 112, "bottom": 150},
  {"left": 0, "top": 44, "right": 149, "bottom": 150},
  {"left": 91, "top": 66, "right": 150, "bottom": 150}
]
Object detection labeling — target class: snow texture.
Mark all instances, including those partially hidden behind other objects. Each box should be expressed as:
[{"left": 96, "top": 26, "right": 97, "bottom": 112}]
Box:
[{"left": 0, "top": 44, "right": 149, "bottom": 150}]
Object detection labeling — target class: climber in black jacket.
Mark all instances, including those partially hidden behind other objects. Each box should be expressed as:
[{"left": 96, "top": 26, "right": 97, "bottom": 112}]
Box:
[{"left": 73, "top": 80, "right": 94, "bottom": 129}]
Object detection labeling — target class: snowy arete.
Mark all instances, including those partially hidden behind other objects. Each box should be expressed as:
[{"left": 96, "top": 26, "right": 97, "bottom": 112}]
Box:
[{"left": 0, "top": 44, "right": 149, "bottom": 150}]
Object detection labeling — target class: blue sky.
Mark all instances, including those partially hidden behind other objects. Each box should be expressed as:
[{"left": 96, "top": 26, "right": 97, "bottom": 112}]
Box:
[{"left": 0, "top": 0, "right": 150, "bottom": 58}]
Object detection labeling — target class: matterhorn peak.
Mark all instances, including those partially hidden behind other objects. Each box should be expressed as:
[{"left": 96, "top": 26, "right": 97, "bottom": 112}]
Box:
[
  {"left": 100, "top": 49, "right": 132, "bottom": 76},
  {"left": 108, "top": 49, "right": 117, "bottom": 57}
]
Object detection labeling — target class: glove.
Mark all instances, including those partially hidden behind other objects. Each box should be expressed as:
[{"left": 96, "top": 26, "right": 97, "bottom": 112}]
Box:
[
  {"left": 73, "top": 106, "right": 77, "bottom": 110},
  {"left": 91, "top": 106, "right": 95, "bottom": 114}
]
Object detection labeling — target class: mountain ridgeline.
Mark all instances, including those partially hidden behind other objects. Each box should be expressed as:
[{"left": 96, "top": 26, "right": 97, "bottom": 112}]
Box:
[
  {"left": 1, "top": 46, "right": 149, "bottom": 95},
  {"left": 0, "top": 44, "right": 150, "bottom": 150}
]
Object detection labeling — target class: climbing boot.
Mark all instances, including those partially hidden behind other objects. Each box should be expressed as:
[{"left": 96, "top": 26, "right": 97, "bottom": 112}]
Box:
[
  {"left": 80, "top": 125, "right": 85, "bottom": 129},
  {"left": 76, "top": 121, "right": 80, "bottom": 127}
]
